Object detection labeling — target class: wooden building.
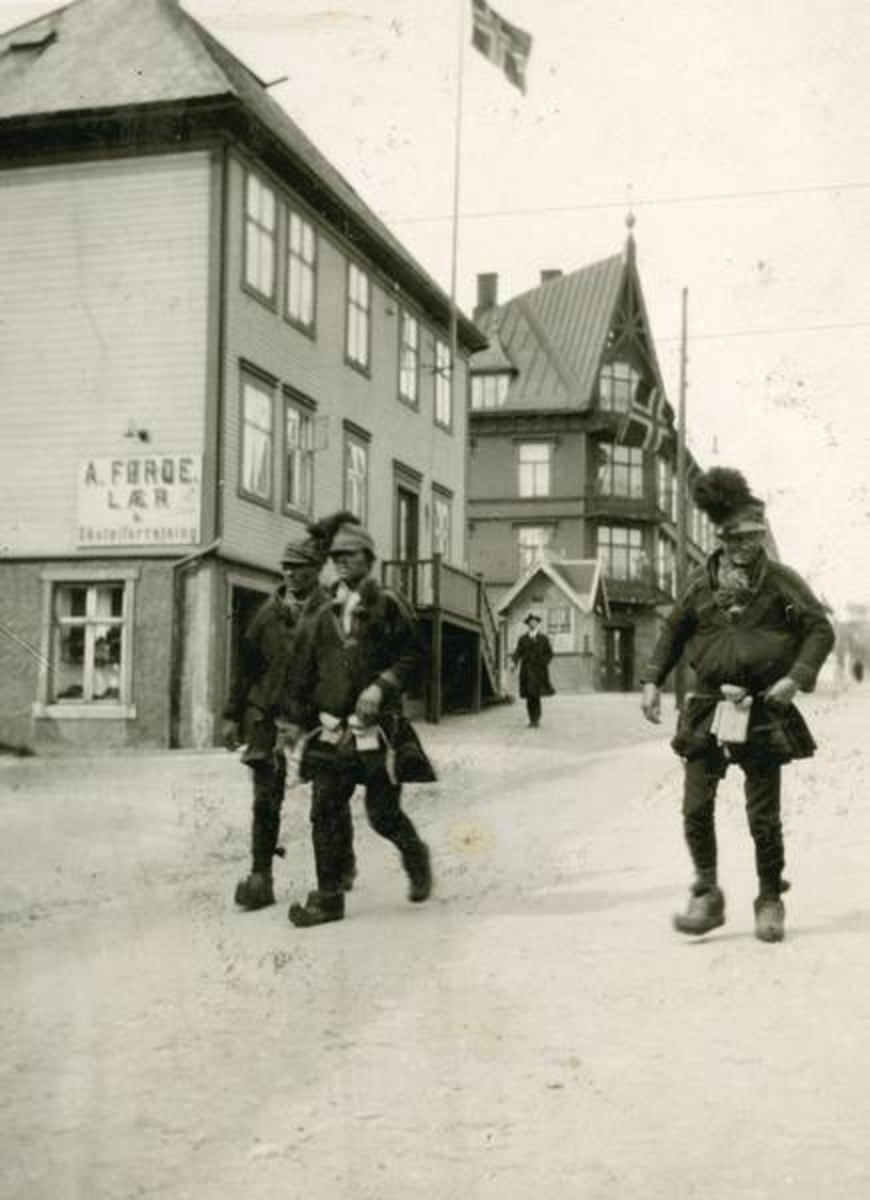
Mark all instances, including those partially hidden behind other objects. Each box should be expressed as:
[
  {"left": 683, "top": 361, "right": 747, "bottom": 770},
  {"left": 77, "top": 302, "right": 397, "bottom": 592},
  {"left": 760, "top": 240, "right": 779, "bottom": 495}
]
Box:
[
  {"left": 467, "top": 231, "right": 715, "bottom": 691},
  {"left": 0, "top": 0, "right": 488, "bottom": 751}
]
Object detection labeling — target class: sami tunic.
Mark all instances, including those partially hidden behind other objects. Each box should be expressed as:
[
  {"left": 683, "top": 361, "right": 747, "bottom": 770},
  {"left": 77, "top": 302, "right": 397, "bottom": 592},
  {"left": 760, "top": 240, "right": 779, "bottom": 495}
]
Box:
[{"left": 645, "top": 551, "right": 834, "bottom": 765}]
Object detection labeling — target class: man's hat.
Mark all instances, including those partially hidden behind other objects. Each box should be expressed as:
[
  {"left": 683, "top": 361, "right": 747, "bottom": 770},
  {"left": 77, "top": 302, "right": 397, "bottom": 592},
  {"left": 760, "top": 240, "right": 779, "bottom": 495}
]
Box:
[
  {"left": 281, "top": 539, "right": 322, "bottom": 567},
  {"left": 524, "top": 611, "right": 543, "bottom": 626},
  {"left": 693, "top": 467, "right": 767, "bottom": 536},
  {"left": 329, "top": 523, "right": 376, "bottom": 557}
]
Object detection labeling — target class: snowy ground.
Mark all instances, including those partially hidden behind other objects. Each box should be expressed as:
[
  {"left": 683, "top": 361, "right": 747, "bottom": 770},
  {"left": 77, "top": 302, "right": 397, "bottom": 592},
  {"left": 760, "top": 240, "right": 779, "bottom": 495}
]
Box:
[{"left": 1, "top": 687, "right": 869, "bottom": 1200}]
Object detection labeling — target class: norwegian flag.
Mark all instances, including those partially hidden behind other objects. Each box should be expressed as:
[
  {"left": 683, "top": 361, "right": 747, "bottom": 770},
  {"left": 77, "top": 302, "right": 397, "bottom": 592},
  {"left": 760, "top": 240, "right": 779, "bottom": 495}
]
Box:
[
  {"left": 471, "top": 0, "right": 532, "bottom": 94},
  {"left": 617, "top": 383, "right": 671, "bottom": 454}
]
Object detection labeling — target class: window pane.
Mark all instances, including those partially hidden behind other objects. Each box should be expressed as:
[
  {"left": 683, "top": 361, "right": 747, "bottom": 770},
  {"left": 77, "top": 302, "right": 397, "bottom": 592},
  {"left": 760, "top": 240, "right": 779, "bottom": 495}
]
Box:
[
  {"left": 56, "top": 585, "right": 87, "bottom": 619},
  {"left": 52, "top": 626, "right": 85, "bottom": 701},
  {"left": 93, "top": 624, "right": 122, "bottom": 701}
]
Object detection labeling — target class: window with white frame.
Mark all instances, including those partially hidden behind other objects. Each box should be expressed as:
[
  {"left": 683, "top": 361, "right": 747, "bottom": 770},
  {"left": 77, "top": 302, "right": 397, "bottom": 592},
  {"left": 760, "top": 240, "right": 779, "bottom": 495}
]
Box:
[
  {"left": 244, "top": 170, "right": 277, "bottom": 300},
  {"left": 398, "top": 311, "right": 419, "bottom": 404},
  {"left": 435, "top": 339, "right": 452, "bottom": 427},
  {"left": 597, "top": 443, "right": 645, "bottom": 498},
  {"left": 598, "top": 360, "right": 641, "bottom": 413},
  {"left": 517, "top": 525, "right": 552, "bottom": 572},
  {"left": 656, "top": 533, "right": 676, "bottom": 595},
  {"left": 241, "top": 372, "right": 274, "bottom": 503},
  {"left": 518, "top": 442, "right": 551, "bottom": 497},
  {"left": 344, "top": 431, "right": 369, "bottom": 522},
  {"left": 597, "top": 525, "right": 645, "bottom": 581},
  {"left": 284, "top": 397, "right": 314, "bottom": 514},
  {"left": 657, "top": 456, "right": 675, "bottom": 519},
  {"left": 546, "top": 606, "right": 572, "bottom": 636},
  {"left": 471, "top": 373, "right": 510, "bottom": 410},
  {"left": 346, "top": 262, "right": 371, "bottom": 370},
  {"left": 432, "top": 489, "right": 452, "bottom": 560},
  {"left": 48, "top": 580, "right": 131, "bottom": 706},
  {"left": 286, "top": 210, "right": 316, "bottom": 330}
]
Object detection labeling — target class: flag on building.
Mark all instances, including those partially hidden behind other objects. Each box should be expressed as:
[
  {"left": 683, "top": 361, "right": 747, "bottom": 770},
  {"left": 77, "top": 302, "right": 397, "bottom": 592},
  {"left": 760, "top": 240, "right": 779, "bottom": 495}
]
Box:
[
  {"left": 617, "top": 382, "right": 671, "bottom": 454},
  {"left": 471, "top": 0, "right": 532, "bottom": 94}
]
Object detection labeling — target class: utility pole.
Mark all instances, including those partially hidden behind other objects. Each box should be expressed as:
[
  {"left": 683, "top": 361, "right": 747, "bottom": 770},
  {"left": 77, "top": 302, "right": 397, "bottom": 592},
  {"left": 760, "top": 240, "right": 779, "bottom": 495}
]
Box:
[{"left": 675, "top": 287, "right": 689, "bottom": 710}]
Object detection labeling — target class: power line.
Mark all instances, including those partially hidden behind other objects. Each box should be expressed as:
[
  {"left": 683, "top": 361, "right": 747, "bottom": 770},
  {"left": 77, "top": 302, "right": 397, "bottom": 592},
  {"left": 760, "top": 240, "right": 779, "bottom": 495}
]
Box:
[
  {"left": 385, "top": 180, "right": 870, "bottom": 225},
  {"left": 657, "top": 318, "right": 870, "bottom": 344}
]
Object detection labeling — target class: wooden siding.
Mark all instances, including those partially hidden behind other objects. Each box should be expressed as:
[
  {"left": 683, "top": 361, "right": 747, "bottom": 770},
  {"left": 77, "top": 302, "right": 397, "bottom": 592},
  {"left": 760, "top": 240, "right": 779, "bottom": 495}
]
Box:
[
  {"left": 219, "top": 151, "right": 468, "bottom": 570},
  {"left": 0, "top": 152, "right": 212, "bottom": 555}
]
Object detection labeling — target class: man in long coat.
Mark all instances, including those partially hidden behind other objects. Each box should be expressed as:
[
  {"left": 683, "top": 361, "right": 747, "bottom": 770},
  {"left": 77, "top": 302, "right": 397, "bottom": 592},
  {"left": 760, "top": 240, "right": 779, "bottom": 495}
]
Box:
[
  {"left": 511, "top": 611, "right": 555, "bottom": 728},
  {"left": 641, "top": 468, "right": 834, "bottom": 943},
  {"left": 222, "top": 538, "right": 332, "bottom": 911}
]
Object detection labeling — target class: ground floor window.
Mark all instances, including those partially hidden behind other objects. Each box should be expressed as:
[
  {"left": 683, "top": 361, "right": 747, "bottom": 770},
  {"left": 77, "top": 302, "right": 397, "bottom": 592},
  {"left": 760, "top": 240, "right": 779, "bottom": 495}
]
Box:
[{"left": 35, "top": 570, "right": 137, "bottom": 717}]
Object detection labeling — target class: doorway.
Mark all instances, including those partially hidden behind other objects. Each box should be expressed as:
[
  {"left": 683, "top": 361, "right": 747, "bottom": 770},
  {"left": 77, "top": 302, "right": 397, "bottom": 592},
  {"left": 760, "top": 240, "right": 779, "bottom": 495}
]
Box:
[{"left": 602, "top": 624, "right": 635, "bottom": 691}]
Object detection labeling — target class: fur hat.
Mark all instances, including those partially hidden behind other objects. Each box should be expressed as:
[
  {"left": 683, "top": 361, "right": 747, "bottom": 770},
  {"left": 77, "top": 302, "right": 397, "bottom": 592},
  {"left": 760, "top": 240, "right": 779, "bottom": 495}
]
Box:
[
  {"left": 693, "top": 467, "right": 766, "bottom": 535},
  {"left": 329, "top": 523, "right": 377, "bottom": 558},
  {"left": 280, "top": 539, "right": 322, "bottom": 567},
  {"left": 305, "top": 510, "right": 361, "bottom": 561}
]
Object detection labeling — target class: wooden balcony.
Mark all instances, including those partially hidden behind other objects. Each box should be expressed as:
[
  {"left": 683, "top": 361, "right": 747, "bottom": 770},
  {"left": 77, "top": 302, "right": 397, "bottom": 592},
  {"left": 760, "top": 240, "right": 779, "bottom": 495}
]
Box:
[{"left": 381, "top": 555, "right": 503, "bottom": 722}]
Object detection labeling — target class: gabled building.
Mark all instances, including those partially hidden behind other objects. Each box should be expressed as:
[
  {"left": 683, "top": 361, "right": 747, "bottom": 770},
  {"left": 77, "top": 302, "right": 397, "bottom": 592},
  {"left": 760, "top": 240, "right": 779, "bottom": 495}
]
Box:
[
  {"left": 468, "top": 230, "right": 715, "bottom": 691},
  {"left": 0, "top": 0, "right": 487, "bottom": 751}
]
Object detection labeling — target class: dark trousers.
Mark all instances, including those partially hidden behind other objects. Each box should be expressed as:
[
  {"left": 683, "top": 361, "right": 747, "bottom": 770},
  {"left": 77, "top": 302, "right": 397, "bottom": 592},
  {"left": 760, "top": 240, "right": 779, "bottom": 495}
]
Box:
[
  {"left": 310, "top": 764, "right": 426, "bottom": 893},
  {"left": 250, "top": 759, "right": 286, "bottom": 874},
  {"left": 682, "top": 754, "right": 785, "bottom": 894},
  {"left": 526, "top": 695, "right": 543, "bottom": 726}
]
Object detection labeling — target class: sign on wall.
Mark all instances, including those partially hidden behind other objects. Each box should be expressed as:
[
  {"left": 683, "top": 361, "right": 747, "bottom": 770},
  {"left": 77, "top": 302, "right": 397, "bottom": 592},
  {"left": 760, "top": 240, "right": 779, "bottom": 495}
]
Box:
[{"left": 77, "top": 454, "right": 202, "bottom": 547}]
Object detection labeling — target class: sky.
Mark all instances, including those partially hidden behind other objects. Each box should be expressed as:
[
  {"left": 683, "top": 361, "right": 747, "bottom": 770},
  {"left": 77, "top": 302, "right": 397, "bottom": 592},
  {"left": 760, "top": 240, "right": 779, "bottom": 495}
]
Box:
[{"left": 3, "top": 0, "right": 869, "bottom": 611}]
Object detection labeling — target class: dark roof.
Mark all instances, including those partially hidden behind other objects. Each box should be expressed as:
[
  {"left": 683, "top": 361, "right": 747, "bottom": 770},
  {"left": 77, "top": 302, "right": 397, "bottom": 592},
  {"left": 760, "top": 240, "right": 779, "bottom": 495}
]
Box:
[
  {"left": 549, "top": 561, "right": 597, "bottom": 599},
  {"left": 0, "top": 0, "right": 486, "bottom": 350},
  {"left": 472, "top": 255, "right": 625, "bottom": 411}
]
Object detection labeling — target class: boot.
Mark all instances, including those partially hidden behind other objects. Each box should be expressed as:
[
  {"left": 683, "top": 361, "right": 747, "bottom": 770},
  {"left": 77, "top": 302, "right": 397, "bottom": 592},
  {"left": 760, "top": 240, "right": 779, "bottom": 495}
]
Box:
[
  {"left": 234, "top": 871, "right": 275, "bottom": 911},
  {"left": 406, "top": 843, "right": 432, "bottom": 904},
  {"left": 288, "top": 890, "right": 345, "bottom": 928},
  {"left": 754, "top": 896, "right": 786, "bottom": 943},
  {"left": 673, "top": 883, "right": 726, "bottom": 936}
]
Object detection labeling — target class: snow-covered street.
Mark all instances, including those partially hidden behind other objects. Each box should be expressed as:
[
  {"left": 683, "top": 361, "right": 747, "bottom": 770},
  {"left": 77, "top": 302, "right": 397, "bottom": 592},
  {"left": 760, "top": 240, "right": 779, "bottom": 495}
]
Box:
[{"left": 2, "top": 687, "right": 869, "bottom": 1199}]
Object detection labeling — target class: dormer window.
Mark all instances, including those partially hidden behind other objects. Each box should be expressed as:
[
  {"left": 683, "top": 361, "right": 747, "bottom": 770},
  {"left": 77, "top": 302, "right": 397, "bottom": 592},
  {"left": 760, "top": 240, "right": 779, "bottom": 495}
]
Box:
[
  {"left": 471, "top": 372, "right": 511, "bottom": 410},
  {"left": 598, "top": 360, "right": 641, "bottom": 414}
]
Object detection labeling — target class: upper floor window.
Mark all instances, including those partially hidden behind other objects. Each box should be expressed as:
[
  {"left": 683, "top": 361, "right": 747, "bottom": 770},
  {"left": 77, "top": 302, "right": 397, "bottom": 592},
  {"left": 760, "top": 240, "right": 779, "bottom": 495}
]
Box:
[
  {"left": 656, "top": 533, "right": 676, "bottom": 596},
  {"left": 398, "top": 311, "right": 420, "bottom": 404},
  {"left": 286, "top": 210, "right": 317, "bottom": 331},
  {"left": 49, "top": 581, "right": 130, "bottom": 706},
  {"left": 517, "top": 525, "right": 552, "bottom": 572},
  {"left": 343, "top": 429, "right": 369, "bottom": 523},
  {"left": 598, "top": 360, "right": 641, "bottom": 413},
  {"left": 597, "top": 524, "right": 645, "bottom": 581},
  {"left": 241, "top": 372, "right": 274, "bottom": 504},
  {"left": 435, "top": 339, "right": 452, "bottom": 428},
  {"left": 284, "top": 396, "right": 314, "bottom": 515},
  {"left": 244, "top": 171, "right": 277, "bottom": 301},
  {"left": 597, "top": 443, "right": 644, "bottom": 499},
  {"left": 657, "top": 457, "right": 677, "bottom": 522},
  {"left": 518, "top": 442, "right": 551, "bottom": 498},
  {"left": 432, "top": 488, "right": 452, "bottom": 560},
  {"left": 471, "top": 372, "right": 510, "bottom": 410},
  {"left": 346, "top": 263, "right": 371, "bottom": 371}
]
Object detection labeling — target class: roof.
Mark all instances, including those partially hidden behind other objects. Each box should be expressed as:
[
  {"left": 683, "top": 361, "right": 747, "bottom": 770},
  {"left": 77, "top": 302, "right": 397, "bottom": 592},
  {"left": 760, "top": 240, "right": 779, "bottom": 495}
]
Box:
[
  {"left": 0, "top": 0, "right": 486, "bottom": 350},
  {"left": 472, "top": 255, "right": 625, "bottom": 411},
  {"left": 496, "top": 559, "right": 609, "bottom": 618}
]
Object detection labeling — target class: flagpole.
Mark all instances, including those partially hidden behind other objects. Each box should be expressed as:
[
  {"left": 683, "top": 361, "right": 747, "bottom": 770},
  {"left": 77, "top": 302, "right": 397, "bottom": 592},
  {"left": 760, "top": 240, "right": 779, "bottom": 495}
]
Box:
[
  {"left": 675, "top": 286, "right": 689, "bottom": 710},
  {"left": 448, "top": 0, "right": 466, "bottom": 382}
]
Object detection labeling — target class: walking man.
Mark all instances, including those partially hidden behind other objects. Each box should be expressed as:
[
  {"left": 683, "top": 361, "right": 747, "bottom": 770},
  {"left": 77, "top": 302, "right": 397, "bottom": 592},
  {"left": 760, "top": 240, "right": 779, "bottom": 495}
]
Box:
[
  {"left": 511, "top": 611, "right": 555, "bottom": 727},
  {"left": 223, "top": 537, "right": 330, "bottom": 911},
  {"left": 284, "top": 520, "right": 432, "bottom": 928},
  {"left": 641, "top": 468, "right": 834, "bottom": 942}
]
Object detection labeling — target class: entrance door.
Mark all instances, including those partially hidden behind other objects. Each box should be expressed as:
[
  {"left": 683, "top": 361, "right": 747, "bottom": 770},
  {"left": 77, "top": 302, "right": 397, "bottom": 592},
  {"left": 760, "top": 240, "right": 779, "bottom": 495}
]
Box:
[
  {"left": 228, "top": 586, "right": 268, "bottom": 692},
  {"left": 602, "top": 625, "right": 635, "bottom": 691},
  {"left": 394, "top": 486, "right": 420, "bottom": 599}
]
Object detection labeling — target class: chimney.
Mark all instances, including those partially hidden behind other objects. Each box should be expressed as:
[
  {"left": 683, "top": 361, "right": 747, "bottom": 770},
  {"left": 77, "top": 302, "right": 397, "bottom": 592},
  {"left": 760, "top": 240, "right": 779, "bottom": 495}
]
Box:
[
  {"left": 475, "top": 272, "right": 498, "bottom": 318},
  {"left": 540, "top": 269, "right": 562, "bottom": 285}
]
